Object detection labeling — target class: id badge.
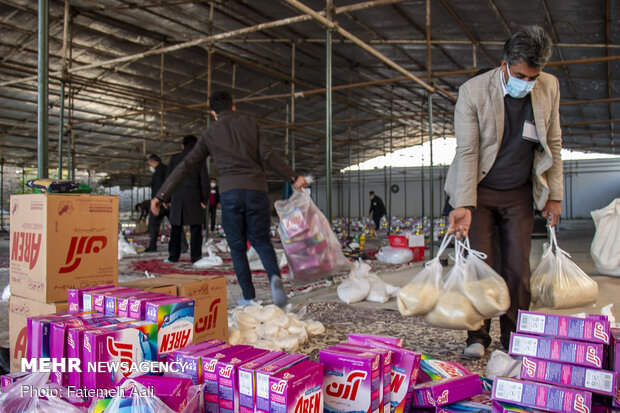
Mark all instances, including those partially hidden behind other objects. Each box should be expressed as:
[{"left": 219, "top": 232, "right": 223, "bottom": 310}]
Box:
[{"left": 522, "top": 120, "right": 539, "bottom": 143}]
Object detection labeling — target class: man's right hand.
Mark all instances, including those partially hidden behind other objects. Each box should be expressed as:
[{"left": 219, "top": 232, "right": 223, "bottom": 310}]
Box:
[
  {"left": 293, "top": 176, "right": 309, "bottom": 191},
  {"left": 448, "top": 207, "right": 472, "bottom": 240},
  {"left": 150, "top": 198, "right": 161, "bottom": 216}
]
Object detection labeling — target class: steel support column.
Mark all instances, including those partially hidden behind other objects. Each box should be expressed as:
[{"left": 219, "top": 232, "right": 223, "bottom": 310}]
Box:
[
  {"left": 428, "top": 93, "right": 435, "bottom": 257},
  {"left": 325, "top": 26, "right": 333, "bottom": 221},
  {"left": 58, "top": 81, "right": 65, "bottom": 178},
  {"left": 1, "top": 160, "right": 4, "bottom": 229},
  {"left": 37, "top": 0, "right": 49, "bottom": 179},
  {"left": 291, "top": 42, "right": 296, "bottom": 170}
]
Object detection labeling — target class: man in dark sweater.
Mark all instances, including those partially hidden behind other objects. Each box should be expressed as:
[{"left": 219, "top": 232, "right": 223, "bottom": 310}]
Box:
[
  {"left": 152, "top": 91, "right": 308, "bottom": 307},
  {"left": 445, "top": 26, "right": 563, "bottom": 358},
  {"left": 368, "top": 191, "right": 387, "bottom": 231},
  {"left": 145, "top": 154, "right": 168, "bottom": 252}
]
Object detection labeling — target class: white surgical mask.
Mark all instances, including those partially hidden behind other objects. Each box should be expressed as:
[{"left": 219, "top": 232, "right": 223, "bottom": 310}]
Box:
[
  {"left": 211, "top": 183, "right": 216, "bottom": 188},
  {"left": 505, "top": 62, "right": 536, "bottom": 98},
  {"left": 149, "top": 166, "right": 156, "bottom": 173}
]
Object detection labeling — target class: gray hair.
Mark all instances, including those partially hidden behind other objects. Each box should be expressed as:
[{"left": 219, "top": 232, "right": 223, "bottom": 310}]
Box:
[{"left": 503, "top": 26, "right": 553, "bottom": 68}]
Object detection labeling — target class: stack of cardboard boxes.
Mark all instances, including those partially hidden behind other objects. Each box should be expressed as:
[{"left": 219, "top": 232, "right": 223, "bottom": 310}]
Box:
[{"left": 8, "top": 194, "right": 119, "bottom": 372}]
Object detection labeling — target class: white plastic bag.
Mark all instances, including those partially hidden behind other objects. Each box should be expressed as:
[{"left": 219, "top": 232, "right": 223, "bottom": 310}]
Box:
[
  {"left": 118, "top": 232, "right": 137, "bottom": 260},
  {"left": 247, "top": 247, "right": 288, "bottom": 271},
  {"left": 425, "top": 240, "right": 485, "bottom": 330},
  {"left": 590, "top": 199, "right": 620, "bottom": 276},
  {"left": 337, "top": 260, "right": 371, "bottom": 304},
  {"left": 397, "top": 234, "right": 451, "bottom": 316},
  {"left": 193, "top": 246, "right": 223, "bottom": 268},
  {"left": 216, "top": 239, "right": 230, "bottom": 253},
  {"left": 376, "top": 246, "right": 413, "bottom": 265},
  {"left": 275, "top": 183, "right": 351, "bottom": 280},
  {"left": 531, "top": 227, "right": 598, "bottom": 309},
  {"left": 486, "top": 350, "right": 522, "bottom": 380},
  {"left": 462, "top": 239, "right": 510, "bottom": 319},
  {"left": 98, "top": 379, "right": 175, "bottom": 413},
  {"left": 365, "top": 275, "right": 399, "bottom": 303}
]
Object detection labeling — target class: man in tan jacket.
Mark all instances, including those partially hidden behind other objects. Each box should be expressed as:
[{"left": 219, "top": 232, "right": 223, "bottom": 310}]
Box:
[{"left": 445, "top": 26, "right": 563, "bottom": 358}]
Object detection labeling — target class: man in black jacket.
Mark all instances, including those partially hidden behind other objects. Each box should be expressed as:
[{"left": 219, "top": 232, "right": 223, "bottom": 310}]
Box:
[
  {"left": 166, "top": 135, "right": 209, "bottom": 263},
  {"left": 151, "top": 91, "right": 308, "bottom": 308},
  {"left": 145, "top": 154, "right": 168, "bottom": 252},
  {"left": 369, "top": 191, "right": 387, "bottom": 231}
]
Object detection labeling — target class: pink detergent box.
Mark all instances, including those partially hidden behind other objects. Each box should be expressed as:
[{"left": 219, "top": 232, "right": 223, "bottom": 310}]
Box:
[
  {"left": 126, "top": 375, "right": 193, "bottom": 412},
  {"left": 105, "top": 290, "right": 154, "bottom": 316},
  {"left": 145, "top": 298, "right": 195, "bottom": 357},
  {"left": 67, "top": 324, "right": 108, "bottom": 389},
  {"left": 367, "top": 340, "right": 421, "bottom": 413},
  {"left": 269, "top": 360, "right": 324, "bottom": 413},
  {"left": 126, "top": 294, "right": 171, "bottom": 319},
  {"left": 117, "top": 292, "right": 168, "bottom": 318},
  {"left": 171, "top": 339, "right": 226, "bottom": 364},
  {"left": 437, "top": 393, "right": 493, "bottom": 413},
  {"left": 520, "top": 356, "right": 616, "bottom": 396},
  {"left": 319, "top": 347, "right": 381, "bottom": 413},
  {"left": 256, "top": 353, "right": 309, "bottom": 413},
  {"left": 417, "top": 354, "right": 473, "bottom": 384},
  {"left": 218, "top": 348, "right": 271, "bottom": 413},
  {"left": 27, "top": 311, "right": 94, "bottom": 361},
  {"left": 83, "top": 286, "right": 128, "bottom": 312},
  {"left": 348, "top": 333, "right": 404, "bottom": 348},
  {"left": 492, "top": 377, "right": 593, "bottom": 413},
  {"left": 238, "top": 351, "right": 288, "bottom": 413},
  {"left": 510, "top": 333, "right": 605, "bottom": 369},
  {"left": 203, "top": 346, "right": 255, "bottom": 413},
  {"left": 181, "top": 344, "right": 235, "bottom": 385},
  {"left": 82, "top": 320, "right": 158, "bottom": 390},
  {"left": 412, "top": 374, "right": 483, "bottom": 408},
  {"left": 93, "top": 288, "right": 140, "bottom": 314},
  {"left": 517, "top": 311, "right": 611, "bottom": 345},
  {"left": 610, "top": 328, "right": 620, "bottom": 408},
  {"left": 329, "top": 343, "right": 393, "bottom": 413},
  {"left": 68, "top": 285, "right": 115, "bottom": 312}
]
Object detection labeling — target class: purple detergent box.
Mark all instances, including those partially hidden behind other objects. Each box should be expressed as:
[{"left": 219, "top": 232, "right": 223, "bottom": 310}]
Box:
[
  {"left": 413, "top": 374, "right": 483, "bottom": 408},
  {"left": 417, "top": 354, "right": 473, "bottom": 384},
  {"left": 366, "top": 340, "right": 421, "bottom": 413},
  {"left": 218, "top": 348, "right": 271, "bottom": 413},
  {"left": 0, "top": 371, "right": 29, "bottom": 388},
  {"left": 105, "top": 290, "right": 157, "bottom": 316},
  {"left": 180, "top": 344, "right": 235, "bottom": 385},
  {"left": 610, "top": 328, "right": 620, "bottom": 408},
  {"left": 93, "top": 288, "right": 140, "bottom": 314},
  {"left": 82, "top": 286, "right": 129, "bottom": 312},
  {"left": 348, "top": 333, "right": 404, "bottom": 348},
  {"left": 82, "top": 320, "right": 158, "bottom": 390},
  {"left": 319, "top": 347, "right": 381, "bottom": 413},
  {"left": 126, "top": 294, "right": 171, "bottom": 319},
  {"left": 203, "top": 346, "right": 255, "bottom": 413},
  {"left": 491, "top": 400, "right": 546, "bottom": 413},
  {"left": 68, "top": 284, "right": 115, "bottom": 312},
  {"left": 510, "top": 333, "right": 605, "bottom": 369},
  {"left": 256, "top": 353, "right": 309, "bottom": 413},
  {"left": 330, "top": 343, "right": 393, "bottom": 413},
  {"left": 269, "top": 360, "right": 324, "bottom": 413},
  {"left": 145, "top": 297, "right": 195, "bottom": 358},
  {"left": 125, "top": 375, "right": 193, "bottom": 412},
  {"left": 517, "top": 311, "right": 611, "bottom": 345},
  {"left": 520, "top": 356, "right": 616, "bottom": 396},
  {"left": 492, "top": 377, "right": 593, "bottom": 413},
  {"left": 67, "top": 324, "right": 107, "bottom": 389},
  {"left": 117, "top": 292, "right": 169, "bottom": 318},
  {"left": 171, "top": 339, "right": 226, "bottom": 364},
  {"left": 437, "top": 393, "right": 493, "bottom": 413},
  {"left": 238, "top": 351, "right": 288, "bottom": 413},
  {"left": 27, "top": 311, "right": 95, "bottom": 362}
]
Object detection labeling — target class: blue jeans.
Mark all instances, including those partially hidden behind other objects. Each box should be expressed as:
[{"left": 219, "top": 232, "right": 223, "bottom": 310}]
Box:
[{"left": 220, "top": 189, "right": 281, "bottom": 300}]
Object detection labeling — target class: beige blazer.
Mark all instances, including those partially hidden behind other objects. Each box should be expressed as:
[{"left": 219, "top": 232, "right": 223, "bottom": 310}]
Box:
[{"left": 444, "top": 67, "right": 563, "bottom": 210}]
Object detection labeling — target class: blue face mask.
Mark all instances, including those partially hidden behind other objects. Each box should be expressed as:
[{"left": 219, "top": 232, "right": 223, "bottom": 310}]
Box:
[{"left": 505, "top": 63, "right": 536, "bottom": 98}]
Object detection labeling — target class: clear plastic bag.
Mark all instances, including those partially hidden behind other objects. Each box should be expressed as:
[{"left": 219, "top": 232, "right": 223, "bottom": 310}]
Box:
[
  {"left": 118, "top": 231, "right": 137, "bottom": 260},
  {"left": 590, "top": 199, "right": 620, "bottom": 276},
  {"left": 397, "top": 234, "right": 451, "bottom": 316},
  {"left": 462, "top": 239, "right": 510, "bottom": 319},
  {"left": 275, "top": 185, "right": 350, "bottom": 280},
  {"left": 530, "top": 240, "right": 554, "bottom": 306},
  {"left": 375, "top": 246, "right": 414, "bottom": 264},
  {"left": 94, "top": 379, "right": 175, "bottom": 412},
  {"left": 486, "top": 350, "right": 522, "bottom": 380},
  {"left": 0, "top": 372, "right": 88, "bottom": 413},
  {"left": 531, "top": 227, "right": 598, "bottom": 309},
  {"left": 193, "top": 246, "right": 223, "bottom": 268},
  {"left": 424, "top": 240, "right": 485, "bottom": 330}
]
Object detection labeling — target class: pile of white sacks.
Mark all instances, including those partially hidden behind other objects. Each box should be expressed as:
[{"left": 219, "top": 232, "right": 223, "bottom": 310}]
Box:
[{"left": 228, "top": 304, "right": 325, "bottom": 353}]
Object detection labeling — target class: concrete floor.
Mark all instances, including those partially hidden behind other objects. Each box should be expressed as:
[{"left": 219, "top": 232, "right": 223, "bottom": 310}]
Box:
[{"left": 0, "top": 219, "right": 618, "bottom": 351}]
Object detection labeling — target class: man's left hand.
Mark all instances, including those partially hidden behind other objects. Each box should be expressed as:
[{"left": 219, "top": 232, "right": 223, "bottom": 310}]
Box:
[
  {"left": 542, "top": 200, "right": 562, "bottom": 227},
  {"left": 293, "top": 176, "right": 309, "bottom": 191}
]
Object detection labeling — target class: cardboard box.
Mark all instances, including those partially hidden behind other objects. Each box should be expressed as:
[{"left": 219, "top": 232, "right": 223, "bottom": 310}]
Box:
[
  {"left": 9, "top": 194, "right": 118, "bottom": 303},
  {"left": 119, "top": 278, "right": 178, "bottom": 296},
  {"left": 8, "top": 295, "right": 68, "bottom": 372},
  {"left": 159, "top": 274, "right": 228, "bottom": 343}
]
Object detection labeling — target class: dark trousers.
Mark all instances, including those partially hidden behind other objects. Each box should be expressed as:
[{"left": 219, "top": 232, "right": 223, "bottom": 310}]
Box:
[
  {"left": 169, "top": 224, "right": 202, "bottom": 262},
  {"left": 466, "top": 183, "right": 534, "bottom": 350},
  {"left": 220, "top": 189, "right": 281, "bottom": 300},
  {"left": 208, "top": 204, "right": 217, "bottom": 231},
  {"left": 373, "top": 214, "right": 383, "bottom": 230},
  {"left": 147, "top": 207, "right": 168, "bottom": 250}
]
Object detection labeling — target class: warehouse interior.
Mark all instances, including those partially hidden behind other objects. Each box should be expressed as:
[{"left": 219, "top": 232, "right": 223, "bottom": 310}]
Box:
[{"left": 0, "top": 0, "right": 619, "bottom": 381}]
